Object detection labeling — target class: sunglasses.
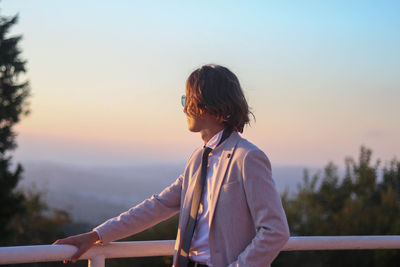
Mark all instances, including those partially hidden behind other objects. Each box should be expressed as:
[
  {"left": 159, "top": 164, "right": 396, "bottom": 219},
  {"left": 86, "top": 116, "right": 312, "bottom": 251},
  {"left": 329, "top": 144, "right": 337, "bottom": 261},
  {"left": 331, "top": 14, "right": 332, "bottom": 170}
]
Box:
[{"left": 181, "top": 95, "right": 185, "bottom": 107}]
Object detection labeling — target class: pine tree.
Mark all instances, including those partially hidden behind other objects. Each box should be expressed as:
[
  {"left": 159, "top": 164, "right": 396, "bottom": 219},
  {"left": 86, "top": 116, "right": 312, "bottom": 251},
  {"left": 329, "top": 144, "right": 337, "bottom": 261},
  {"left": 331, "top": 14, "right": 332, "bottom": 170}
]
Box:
[
  {"left": 276, "top": 146, "right": 400, "bottom": 267},
  {"left": 0, "top": 13, "right": 31, "bottom": 243}
]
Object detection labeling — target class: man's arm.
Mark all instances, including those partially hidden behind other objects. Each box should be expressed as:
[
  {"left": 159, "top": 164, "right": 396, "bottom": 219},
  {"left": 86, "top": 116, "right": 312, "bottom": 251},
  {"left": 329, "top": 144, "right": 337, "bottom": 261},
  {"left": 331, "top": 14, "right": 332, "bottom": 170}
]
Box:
[
  {"left": 53, "top": 175, "right": 184, "bottom": 262},
  {"left": 229, "top": 150, "right": 290, "bottom": 267},
  {"left": 94, "top": 175, "right": 183, "bottom": 244}
]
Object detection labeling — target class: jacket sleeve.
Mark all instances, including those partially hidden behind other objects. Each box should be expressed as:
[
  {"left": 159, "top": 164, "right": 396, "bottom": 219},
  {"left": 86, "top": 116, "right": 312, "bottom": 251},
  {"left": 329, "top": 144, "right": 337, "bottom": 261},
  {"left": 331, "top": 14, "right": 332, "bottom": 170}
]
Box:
[
  {"left": 93, "top": 175, "right": 183, "bottom": 244},
  {"left": 228, "top": 149, "right": 290, "bottom": 267}
]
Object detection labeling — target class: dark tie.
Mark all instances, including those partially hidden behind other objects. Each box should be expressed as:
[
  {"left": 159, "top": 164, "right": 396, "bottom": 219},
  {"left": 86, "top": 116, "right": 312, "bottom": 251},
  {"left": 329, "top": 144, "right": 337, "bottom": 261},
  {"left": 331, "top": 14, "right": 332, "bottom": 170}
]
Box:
[
  {"left": 178, "top": 129, "right": 232, "bottom": 267},
  {"left": 179, "top": 146, "right": 212, "bottom": 267}
]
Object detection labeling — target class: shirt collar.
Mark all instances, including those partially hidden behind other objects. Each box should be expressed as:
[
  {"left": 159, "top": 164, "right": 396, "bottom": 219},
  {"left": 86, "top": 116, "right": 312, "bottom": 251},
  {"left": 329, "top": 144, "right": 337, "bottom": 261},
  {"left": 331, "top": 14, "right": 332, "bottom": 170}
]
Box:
[{"left": 204, "top": 128, "right": 225, "bottom": 150}]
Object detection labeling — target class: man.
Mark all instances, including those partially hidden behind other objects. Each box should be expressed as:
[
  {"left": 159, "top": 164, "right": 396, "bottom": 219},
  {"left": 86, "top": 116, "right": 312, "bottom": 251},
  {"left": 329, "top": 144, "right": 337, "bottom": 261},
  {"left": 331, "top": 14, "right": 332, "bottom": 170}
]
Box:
[{"left": 54, "top": 64, "right": 290, "bottom": 267}]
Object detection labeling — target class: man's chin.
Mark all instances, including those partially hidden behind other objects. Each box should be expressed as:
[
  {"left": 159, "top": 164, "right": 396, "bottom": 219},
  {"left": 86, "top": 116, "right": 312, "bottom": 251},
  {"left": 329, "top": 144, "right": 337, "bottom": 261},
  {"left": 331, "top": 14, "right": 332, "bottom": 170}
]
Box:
[{"left": 188, "top": 126, "right": 200, "bottom": 133}]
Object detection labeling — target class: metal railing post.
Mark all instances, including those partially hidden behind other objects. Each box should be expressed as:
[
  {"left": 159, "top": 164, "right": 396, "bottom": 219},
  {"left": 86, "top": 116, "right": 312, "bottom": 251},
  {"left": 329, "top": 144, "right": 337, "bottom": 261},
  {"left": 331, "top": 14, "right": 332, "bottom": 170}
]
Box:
[{"left": 88, "top": 255, "right": 105, "bottom": 267}]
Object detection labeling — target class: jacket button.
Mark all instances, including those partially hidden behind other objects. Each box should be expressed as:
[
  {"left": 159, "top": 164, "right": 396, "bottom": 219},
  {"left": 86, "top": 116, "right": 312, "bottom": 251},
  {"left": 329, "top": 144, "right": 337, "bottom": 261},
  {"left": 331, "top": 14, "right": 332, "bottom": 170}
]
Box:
[{"left": 227, "top": 153, "right": 231, "bottom": 158}]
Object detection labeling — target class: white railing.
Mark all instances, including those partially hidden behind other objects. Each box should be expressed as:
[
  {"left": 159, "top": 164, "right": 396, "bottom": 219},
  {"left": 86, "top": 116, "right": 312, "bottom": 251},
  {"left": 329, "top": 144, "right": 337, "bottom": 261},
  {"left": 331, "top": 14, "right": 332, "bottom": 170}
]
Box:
[{"left": 1, "top": 236, "right": 400, "bottom": 266}]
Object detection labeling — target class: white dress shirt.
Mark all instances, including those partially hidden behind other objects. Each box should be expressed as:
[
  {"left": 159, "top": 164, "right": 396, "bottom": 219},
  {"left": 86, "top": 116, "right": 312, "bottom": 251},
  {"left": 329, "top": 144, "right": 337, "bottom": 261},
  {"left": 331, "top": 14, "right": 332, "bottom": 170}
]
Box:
[{"left": 189, "top": 129, "right": 226, "bottom": 266}]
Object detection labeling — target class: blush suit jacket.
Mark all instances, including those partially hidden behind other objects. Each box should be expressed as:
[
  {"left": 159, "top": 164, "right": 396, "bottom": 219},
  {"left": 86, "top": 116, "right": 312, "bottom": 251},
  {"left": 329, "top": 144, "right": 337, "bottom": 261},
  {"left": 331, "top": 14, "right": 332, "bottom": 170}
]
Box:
[{"left": 94, "top": 132, "right": 290, "bottom": 267}]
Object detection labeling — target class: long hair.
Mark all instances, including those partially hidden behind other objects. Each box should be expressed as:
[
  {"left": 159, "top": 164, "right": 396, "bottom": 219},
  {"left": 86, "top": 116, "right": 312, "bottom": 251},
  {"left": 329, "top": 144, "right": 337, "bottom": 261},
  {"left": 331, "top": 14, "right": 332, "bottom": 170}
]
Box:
[{"left": 184, "top": 64, "right": 253, "bottom": 133}]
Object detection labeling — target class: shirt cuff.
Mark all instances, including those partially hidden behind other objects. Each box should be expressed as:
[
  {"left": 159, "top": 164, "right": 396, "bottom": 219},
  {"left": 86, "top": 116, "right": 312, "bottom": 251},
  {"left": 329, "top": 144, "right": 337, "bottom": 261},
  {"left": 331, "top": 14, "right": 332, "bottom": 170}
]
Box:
[{"left": 93, "top": 228, "right": 104, "bottom": 245}]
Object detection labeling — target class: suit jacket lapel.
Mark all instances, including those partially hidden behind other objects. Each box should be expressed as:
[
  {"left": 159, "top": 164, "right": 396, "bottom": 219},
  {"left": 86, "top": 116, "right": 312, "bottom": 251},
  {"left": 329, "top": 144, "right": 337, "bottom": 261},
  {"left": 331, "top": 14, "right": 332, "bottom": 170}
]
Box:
[{"left": 209, "top": 132, "right": 240, "bottom": 226}]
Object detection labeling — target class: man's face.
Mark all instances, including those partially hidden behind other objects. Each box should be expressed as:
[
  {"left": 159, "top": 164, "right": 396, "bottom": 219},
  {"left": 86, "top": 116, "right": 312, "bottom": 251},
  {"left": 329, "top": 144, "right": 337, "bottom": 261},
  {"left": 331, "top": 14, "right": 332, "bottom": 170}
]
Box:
[
  {"left": 185, "top": 111, "right": 224, "bottom": 133},
  {"left": 183, "top": 93, "right": 223, "bottom": 132},
  {"left": 186, "top": 113, "right": 207, "bottom": 132}
]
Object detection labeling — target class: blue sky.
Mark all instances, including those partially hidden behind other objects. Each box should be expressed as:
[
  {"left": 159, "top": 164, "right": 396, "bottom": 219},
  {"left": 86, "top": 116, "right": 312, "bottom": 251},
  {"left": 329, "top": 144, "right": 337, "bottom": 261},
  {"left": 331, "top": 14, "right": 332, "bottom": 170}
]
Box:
[{"left": 2, "top": 1, "right": 399, "bottom": 167}]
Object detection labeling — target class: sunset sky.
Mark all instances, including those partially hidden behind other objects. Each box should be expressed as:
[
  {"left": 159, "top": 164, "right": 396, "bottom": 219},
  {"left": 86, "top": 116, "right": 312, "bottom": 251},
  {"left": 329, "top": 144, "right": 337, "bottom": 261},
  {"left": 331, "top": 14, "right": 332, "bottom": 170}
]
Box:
[{"left": 3, "top": 1, "right": 399, "bottom": 168}]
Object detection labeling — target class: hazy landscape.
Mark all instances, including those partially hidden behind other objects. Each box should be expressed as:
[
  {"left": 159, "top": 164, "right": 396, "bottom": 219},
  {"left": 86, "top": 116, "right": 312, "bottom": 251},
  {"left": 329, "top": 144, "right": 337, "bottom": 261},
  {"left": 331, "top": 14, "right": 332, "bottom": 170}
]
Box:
[{"left": 18, "top": 161, "right": 316, "bottom": 225}]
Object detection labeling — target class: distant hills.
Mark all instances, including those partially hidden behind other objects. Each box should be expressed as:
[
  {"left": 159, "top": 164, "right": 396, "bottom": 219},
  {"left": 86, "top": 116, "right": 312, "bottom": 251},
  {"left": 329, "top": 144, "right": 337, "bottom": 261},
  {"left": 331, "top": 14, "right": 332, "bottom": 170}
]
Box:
[{"left": 18, "top": 161, "right": 314, "bottom": 226}]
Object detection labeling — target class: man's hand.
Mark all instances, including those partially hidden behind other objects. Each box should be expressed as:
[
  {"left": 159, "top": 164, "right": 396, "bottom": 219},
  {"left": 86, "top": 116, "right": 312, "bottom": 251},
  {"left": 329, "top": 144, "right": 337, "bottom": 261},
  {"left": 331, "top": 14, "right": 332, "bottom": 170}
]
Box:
[{"left": 53, "top": 231, "right": 100, "bottom": 263}]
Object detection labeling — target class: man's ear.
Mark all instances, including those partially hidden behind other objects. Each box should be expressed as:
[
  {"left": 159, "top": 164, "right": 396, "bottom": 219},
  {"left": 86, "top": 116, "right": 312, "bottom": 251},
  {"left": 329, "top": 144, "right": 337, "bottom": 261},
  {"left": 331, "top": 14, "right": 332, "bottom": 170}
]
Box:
[{"left": 216, "top": 115, "right": 225, "bottom": 124}]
